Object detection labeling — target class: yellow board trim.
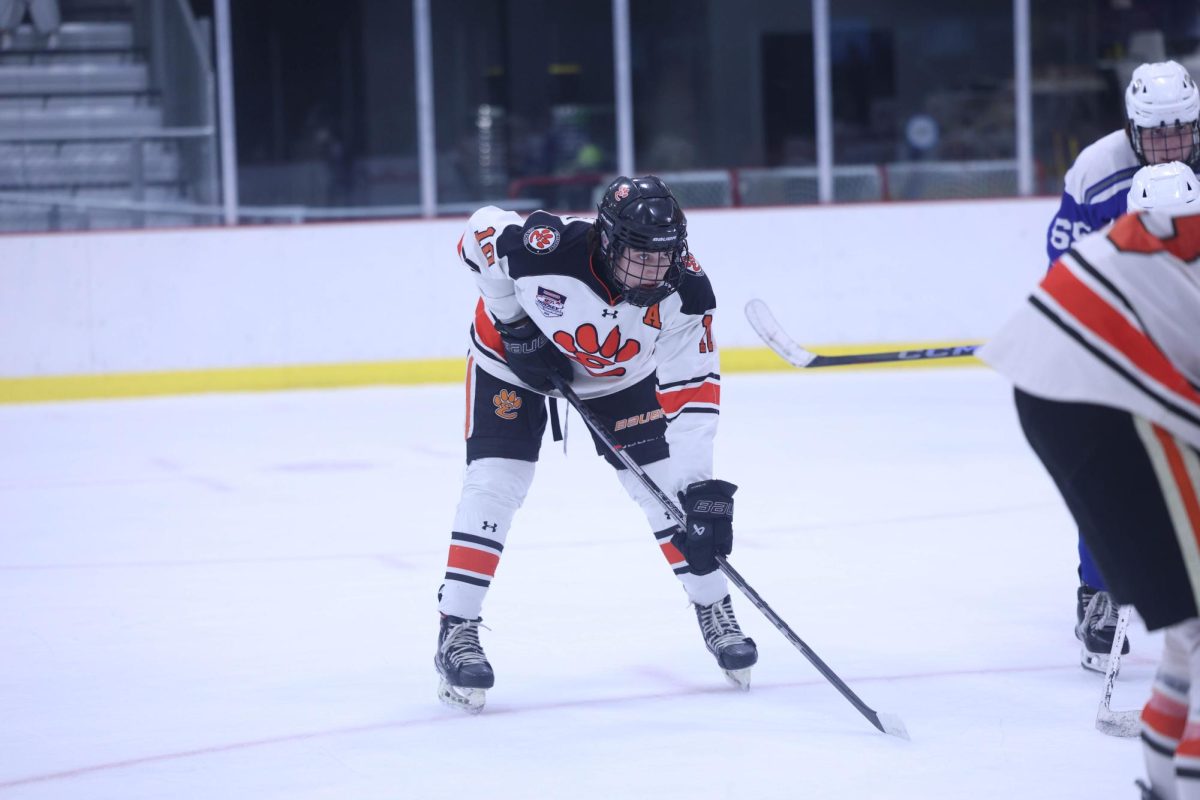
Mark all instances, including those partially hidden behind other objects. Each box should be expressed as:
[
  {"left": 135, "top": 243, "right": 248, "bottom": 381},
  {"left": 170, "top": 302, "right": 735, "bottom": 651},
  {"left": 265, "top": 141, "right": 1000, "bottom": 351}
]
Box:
[{"left": 0, "top": 343, "right": 981, "bottom": 405}]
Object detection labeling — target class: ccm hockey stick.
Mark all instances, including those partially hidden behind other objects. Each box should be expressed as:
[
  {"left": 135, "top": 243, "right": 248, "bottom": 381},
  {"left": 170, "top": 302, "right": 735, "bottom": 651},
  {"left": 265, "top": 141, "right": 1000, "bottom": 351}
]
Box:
[
  {"left": 1096, "top": 605, "right": 1140, "bottom": 737},
  {"left": 549, "top": 373, "right": 909, "bottom": 739},
  {"left": 745, "top": 298, "right": 981, "bottom": 368}
]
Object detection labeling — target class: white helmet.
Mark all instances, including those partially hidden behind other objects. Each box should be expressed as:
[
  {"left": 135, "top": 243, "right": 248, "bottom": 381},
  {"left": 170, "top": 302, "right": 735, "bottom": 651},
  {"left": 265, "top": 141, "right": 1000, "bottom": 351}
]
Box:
[
  {"left": 1125, "top": 60, "right": 1200, "bottom": 166},
  {"left": 1127, "top": 161, "right": 1200, "bottom": 212}
]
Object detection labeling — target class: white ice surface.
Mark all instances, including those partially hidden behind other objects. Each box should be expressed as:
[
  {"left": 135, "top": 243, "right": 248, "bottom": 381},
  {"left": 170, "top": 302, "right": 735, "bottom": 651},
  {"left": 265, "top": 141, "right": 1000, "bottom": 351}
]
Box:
[{"left": 0, "top": 369, "right": 1155, "bottom": 799}]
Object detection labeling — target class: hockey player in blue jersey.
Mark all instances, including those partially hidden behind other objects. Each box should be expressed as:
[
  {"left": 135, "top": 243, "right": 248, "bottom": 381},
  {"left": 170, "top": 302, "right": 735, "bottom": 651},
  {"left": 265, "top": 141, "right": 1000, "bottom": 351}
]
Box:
[{"left": 1046, "top": 60, "right": 1200, "bottom": 674}]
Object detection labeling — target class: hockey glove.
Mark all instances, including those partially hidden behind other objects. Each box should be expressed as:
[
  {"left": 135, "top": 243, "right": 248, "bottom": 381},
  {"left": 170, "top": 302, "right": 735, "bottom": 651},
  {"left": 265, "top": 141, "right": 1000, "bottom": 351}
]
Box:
[
  {"left": 672, "top": 479, "right": 737, "bottom": 576},
  {"left": 494, "top": 315, "right": 574, "bottom": 392}
]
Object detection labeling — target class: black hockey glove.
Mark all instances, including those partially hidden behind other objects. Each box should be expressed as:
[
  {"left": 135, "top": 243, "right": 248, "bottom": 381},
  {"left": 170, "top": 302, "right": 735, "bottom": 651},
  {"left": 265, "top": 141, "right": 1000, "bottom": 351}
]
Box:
[
  {"left": 671, "top": 479, "right": 737, "bottom": 576},
  {"left": 494, "top": 315, "right": 574, "bottom": 392}
]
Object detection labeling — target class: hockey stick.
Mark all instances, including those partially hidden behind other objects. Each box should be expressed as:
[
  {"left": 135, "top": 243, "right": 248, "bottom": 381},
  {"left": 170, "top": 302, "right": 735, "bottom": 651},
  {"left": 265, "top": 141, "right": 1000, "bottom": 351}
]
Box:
[
  {"left": 745, "top": 298, "right": 981, "bottom": 368},
  {"left": 1095, "top": 605, "right": 1140, "bottom": 737},
  {"left": 548, "top": 373, "right": 909, "bottom": 739}
]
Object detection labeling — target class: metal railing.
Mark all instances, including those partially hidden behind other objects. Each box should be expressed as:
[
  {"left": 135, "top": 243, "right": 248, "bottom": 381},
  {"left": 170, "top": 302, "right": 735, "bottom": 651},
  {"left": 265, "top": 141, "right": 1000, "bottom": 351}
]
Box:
[
  {"left": 131, "top": 0, "right": 217, "bottom": 203},
  {"left": 506, "top": 160, "right": 1035, "bottom": 213},
  {"left": 0, "top": 189, "right": 543, "bottom": 230},
  {"left": 0, "top": 160, "right": 1034, "bottom": 231}
]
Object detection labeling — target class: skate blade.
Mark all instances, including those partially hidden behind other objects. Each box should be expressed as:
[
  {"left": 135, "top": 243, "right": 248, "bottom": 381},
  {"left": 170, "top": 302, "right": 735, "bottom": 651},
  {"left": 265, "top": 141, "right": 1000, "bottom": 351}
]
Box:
[
  {"left": 438, "top": 679, "right": 486, "bottom": 714},
  {"left": 723, "top": 667, "right": 752, "bottom": 691},
  {"left": 1080, "top": 647, "right": 1115, "bottom": 676}
]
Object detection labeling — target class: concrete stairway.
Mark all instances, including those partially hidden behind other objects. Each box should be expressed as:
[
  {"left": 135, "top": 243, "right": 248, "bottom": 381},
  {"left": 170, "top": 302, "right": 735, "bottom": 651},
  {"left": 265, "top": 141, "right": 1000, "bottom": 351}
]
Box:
[{"left": 0, "top": 0, "right": 190, "bottom": 230}]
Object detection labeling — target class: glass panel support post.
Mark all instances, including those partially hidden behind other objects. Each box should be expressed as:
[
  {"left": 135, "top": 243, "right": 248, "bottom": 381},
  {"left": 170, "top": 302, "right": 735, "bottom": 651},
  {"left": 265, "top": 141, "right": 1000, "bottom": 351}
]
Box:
[
  {"left": 612, "top": 0, "right": 635, "bottom": 178},
  {"left": 812, "top": 0, "right": 833, "bottom": 203},
  {"left": 414, "top": 0, "right": 437, "bottom": 218},
  {"left": 1013, "top": 0, "right": 1034, "bottom": 196},
  {"left": 214, "top": 0, "right": 239, "bottom": 224}
]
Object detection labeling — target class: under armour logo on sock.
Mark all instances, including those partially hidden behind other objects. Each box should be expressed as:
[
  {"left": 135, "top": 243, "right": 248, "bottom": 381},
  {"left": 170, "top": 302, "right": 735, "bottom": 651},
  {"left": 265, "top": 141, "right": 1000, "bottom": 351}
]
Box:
[
  {"left": 602, "top": 309, "right": 618, "bottom": 318},
  {"left": 481, "top": 521, "right": 498, "bottom": 532}
]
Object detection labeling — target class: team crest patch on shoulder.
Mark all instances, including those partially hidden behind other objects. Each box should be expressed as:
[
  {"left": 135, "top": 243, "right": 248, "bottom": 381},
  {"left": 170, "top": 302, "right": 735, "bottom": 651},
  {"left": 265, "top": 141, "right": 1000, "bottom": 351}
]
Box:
[
  {"left": 535, "top": 286, "right": 567, "bottom": 317},
  {"left": 684, "top": 253, "right": 703, "bottom": 275},
  {"left": 524, "top": 226, "right": 560, "bottom": 254}
]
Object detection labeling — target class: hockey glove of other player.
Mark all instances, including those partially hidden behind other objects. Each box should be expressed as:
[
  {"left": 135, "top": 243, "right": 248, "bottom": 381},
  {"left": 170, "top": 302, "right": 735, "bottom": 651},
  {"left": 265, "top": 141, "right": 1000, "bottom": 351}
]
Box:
[
  {"left": 672, "top": 479, "right": 737, "bottom": 576},
  {"left": 494, "top": 315, "right": 574, "bottom": 392}
]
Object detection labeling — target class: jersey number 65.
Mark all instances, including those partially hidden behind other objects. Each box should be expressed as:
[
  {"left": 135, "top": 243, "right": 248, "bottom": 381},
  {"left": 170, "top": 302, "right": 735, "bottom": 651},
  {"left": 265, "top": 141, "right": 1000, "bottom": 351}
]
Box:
[{"left": 1049, "top": 218, "right": 1091, "bottom": 251}]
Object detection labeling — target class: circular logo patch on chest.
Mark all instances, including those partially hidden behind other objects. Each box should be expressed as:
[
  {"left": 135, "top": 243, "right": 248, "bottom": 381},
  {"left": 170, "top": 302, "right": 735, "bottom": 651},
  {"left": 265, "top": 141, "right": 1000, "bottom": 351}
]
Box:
[{"left": 524, "top": 226, "right": 560, "bottom": 255}]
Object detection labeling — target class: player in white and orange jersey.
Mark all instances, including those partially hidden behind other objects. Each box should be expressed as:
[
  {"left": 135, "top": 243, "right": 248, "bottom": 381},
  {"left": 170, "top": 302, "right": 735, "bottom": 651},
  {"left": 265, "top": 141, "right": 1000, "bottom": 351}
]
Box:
[
  {"left": 1046, "top": 61, "right": 1200, "bottom": 674},
  {"left": 434, "top": 175, "right": 754, "bottom": 713},
  {"left": 985, "top": 161, "right": 1200, "bottom": 799}
]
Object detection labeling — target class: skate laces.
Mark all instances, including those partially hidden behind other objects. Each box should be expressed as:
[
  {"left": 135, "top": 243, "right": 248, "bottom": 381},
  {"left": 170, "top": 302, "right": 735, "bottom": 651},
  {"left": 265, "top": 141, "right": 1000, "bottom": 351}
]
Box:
[
  {"left": 697, "top": 597, "right": 747, "bottom": 650},
  {"left": 440, "top": 618, "right": 490, "bottom": 667},
  {"left": 1084, "top": 592, "right": 1119, "bottom": 632}
]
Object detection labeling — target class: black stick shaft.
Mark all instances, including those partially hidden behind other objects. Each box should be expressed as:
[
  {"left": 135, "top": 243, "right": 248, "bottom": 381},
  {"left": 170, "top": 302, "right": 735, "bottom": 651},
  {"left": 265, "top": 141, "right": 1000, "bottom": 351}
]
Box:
[
  {"left": 809, "top": 344, "right": 980, "bottom": 368},
  {"left": 549, "top": 374, "right": 890, "bottom": 734}
]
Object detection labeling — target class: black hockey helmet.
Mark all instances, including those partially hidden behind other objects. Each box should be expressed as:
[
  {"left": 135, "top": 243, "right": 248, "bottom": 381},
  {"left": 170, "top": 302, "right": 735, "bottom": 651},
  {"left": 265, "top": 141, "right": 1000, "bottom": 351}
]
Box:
[{"left": 595, "top": 175, "right": 688, "bottom": 307}]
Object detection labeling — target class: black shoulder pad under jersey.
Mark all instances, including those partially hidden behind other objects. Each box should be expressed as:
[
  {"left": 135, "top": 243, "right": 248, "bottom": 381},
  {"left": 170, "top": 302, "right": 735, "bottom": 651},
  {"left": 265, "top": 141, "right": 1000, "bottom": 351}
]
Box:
[
  {"left": 497, "top": 212, "right": 608, "bottom": 291},
  {"left": 676, "top": 268, "right": 716, "bottom": 315}
]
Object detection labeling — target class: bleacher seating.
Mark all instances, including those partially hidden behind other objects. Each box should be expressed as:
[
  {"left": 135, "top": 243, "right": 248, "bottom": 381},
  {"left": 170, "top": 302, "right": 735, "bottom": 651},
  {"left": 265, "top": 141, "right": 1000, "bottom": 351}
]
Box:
[{"left": 0, "top": 0, "right": 194, "bottom": 231}]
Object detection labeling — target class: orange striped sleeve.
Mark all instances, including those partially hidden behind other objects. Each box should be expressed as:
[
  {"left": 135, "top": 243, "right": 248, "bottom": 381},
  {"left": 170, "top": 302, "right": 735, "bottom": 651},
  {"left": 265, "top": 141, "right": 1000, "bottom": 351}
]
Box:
[
  {"left": 473, "top": 298, "right": 504, "bottom": 355},
  {"left": 1040, "top": 264, "right": 1200, "bottom": 405},
  {"left": 657, "top": 382, "right": 720, "bottom": 415}
]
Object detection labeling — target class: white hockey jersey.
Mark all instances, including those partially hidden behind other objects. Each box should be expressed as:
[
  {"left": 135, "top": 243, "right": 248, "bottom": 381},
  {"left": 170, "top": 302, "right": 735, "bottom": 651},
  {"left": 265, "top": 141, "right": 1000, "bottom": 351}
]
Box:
[
  {"left": 982, "top": 209, "right": 1200, "bottom": 449},
  {"left": 457, "top": 206, "right": 721, "bottom": 485}
]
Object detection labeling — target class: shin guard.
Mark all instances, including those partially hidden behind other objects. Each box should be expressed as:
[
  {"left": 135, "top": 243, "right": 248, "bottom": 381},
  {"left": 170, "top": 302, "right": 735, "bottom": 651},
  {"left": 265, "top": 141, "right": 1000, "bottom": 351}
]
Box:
[
  {"left": 617, "top": 460, "right": 729, "bottom": 606},
  {"left": 438, "top": 458, "right": 535, "bottom": 620}
]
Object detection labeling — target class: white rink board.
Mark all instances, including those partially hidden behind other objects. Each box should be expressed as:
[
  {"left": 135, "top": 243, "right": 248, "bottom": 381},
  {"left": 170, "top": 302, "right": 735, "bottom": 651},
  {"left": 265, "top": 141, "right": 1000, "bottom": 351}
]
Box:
[{"left": 0, "top": 198, "right": 1056, "bottom": 377}]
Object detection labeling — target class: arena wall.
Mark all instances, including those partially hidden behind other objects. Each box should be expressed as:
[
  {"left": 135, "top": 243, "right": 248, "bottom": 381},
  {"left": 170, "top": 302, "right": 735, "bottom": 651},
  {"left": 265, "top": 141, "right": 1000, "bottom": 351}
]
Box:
[{"left": 0, "top": 197, "right": 1058, "bottom": 401}]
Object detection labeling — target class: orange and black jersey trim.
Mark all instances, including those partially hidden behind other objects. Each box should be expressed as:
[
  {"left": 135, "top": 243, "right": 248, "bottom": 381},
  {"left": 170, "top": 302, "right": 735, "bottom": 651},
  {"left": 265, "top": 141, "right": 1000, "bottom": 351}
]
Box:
[
  {"left": 657, "top": 372, "right": 720, "bottom": 418},
  {"left": 1032, "top": 248, "right": 1200, "bottom": 428}
]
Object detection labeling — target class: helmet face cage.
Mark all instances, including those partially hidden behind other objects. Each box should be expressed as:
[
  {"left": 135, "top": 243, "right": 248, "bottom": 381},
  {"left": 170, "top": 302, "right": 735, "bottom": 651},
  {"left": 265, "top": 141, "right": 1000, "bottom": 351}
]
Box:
[
  {"left": 1130, "top": 121, "right": 1200, "bottom": 167},
  {"left": 596, "top": 176, "right": 688, "bottom": 307},
  {"left": 1125, "top": 60, "right": 1200, "bottom": 167}
]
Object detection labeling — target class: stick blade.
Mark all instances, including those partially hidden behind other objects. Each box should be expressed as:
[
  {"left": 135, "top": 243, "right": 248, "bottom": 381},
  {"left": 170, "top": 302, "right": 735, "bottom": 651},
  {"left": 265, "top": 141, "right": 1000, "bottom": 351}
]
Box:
[
  {"left": 744, "top": 299, "right": 817, "bottom": 368},
  {"left": 1096, "top": 709, "right": 1140, "bottom": 738},
  {"left": 1094, "top": 606, "right": 1138, "bottom": 738},
  {"left": 874, "top": 710, "right": 910, "bottom": 740}
]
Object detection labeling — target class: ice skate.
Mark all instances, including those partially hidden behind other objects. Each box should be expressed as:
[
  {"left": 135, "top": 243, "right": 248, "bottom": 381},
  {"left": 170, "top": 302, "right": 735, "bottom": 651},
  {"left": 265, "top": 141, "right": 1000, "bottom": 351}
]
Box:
[
  {"left": 1135, "top": 779, "right": 1165, "bottom": 799},
  {"left": 694, "top": 594, "right": 757, "bottom": 690},
  {"left": 1076, "top": 585, "right": 1128, "bottom": 674},
  {"left": 435, "top": 614, "right": 494, "bottom": 714}
]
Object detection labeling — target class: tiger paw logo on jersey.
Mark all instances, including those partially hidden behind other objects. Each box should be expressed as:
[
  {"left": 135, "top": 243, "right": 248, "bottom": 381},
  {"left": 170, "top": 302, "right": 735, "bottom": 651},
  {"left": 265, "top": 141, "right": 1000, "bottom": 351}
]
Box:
[
  {"left": 493, "top": 388, "right": 523, "bottom": 420},
  {"left": 524, "top": 226, "right": 560, "bottom": 255},
  {"left": 552, "top": 324, "right": 640, "bottom": 377}
]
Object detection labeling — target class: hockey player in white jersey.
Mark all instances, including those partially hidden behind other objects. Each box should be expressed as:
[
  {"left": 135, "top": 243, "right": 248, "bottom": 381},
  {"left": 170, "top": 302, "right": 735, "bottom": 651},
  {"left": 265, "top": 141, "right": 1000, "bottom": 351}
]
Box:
[
  {"left": 1128, "top": 161, "right": 1200, "bottom": 213},
  {"left": 984, "top": 161, "right": 1200, "bottom": 799},
  {"left": 1045, "top": 60, "right": 1200, "bottom": 673},
  {"left": 434, "top": 175, "right": 755, "bottom": 713}
]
